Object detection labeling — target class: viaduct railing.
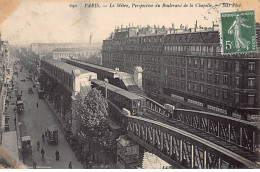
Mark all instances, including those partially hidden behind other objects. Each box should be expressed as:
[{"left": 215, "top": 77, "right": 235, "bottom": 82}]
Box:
[
  {"left": 107, "top": 100, "right": 259, "bottom": 169},
  {"left": 145, "top": 98, "right": 259, "bottom": 152}
]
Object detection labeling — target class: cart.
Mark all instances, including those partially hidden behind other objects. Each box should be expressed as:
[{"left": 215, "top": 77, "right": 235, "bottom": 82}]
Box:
[
  {"left": 38, "top": 90, "right": 44, "bottom": 99},
  {"left": 28, "top": 87, "right": 33, "bottom": 94},
  {"left": 47, "top": 128, "right": 58, "bottom": 144},
  {"left": 21, "top": 136, "right": 33, "bottom": 166},
  {"left": 17, "top": 100, "right": 24, "bottom": 114}
]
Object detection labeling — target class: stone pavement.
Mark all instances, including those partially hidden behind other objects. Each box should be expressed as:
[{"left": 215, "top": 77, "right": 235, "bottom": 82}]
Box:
[
  {"left": 15, "top": 64, "right": 83, "bottom": 169},
  {"left": 44, "top": 99, "right": 117, "bottom": 169}
]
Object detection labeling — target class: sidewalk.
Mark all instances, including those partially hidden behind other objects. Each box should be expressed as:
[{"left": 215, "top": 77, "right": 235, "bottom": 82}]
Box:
[{"left": 44, "top": 97, "right": 117, "bottom": 169}]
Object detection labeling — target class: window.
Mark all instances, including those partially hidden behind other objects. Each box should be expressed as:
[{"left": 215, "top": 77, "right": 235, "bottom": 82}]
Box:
[
  {"left": 187, "top": 70, "right": 191, "bottom": 78},
  {"left": 188, "top": 58, "right": 192, "bottom": 66},
  {"left": 224, "top": 61, "right": 228, "bottom": 72},
  {"left": 175, "top": 68, "right": 179, "bottom": 77},
  {"left": 194, "top": 58, "right": 198, "bottom": 67},
  {"left": 181, "top": 81, "right": 185, "bottom": 89},
  {"left": 194, "top": 70, "right": 198, "bottom": 79},
  {"left": 200, "top": 72, "right": 204, "bottom": 80},
  {"left": 202, "top": 46, "right": 206, "bottom": 52},
  {"left": 207, "top": 86, "right": 211, "bottom": 96},
  {"left": 248, "top": 95, "right": 255, "bottom": 106},
  {"left": 181, "top": 57, "right": 185, "bottom": 65},
  {"left": 216, "top": 46, "right": 221, "bottom": 53},
  {"left": 200, "top": 59, "right": 204, "bottom": 68},
  {"left": 248, "top": 62, "right": 255, "bottom": 71},
  {"left": 181, "top": 68, "right": 185, "bottom": 76},
  {"left": 176, "top": 80, "right": 180, "bottom": 88},
  {"left": 235, "top": 77, "right": 240, "bottom": 86},
  {"left": 207, "top": 59, "right": 211, "bottom": 69},
  {"left": 171, "top": 80, "right": 174, "bottom": 87},
  {"left": 235, "top": 61, "right": 240, "bottom": 73},
  {"left": 223, "top": 90, "right": 228, "bottom": 100},
  {"left": 223, "top": 75, "right": 228, "bottom": 84},
  {"left": 248, "top": 78, "right": 255, "bottom": 87},
  {"left": 208, "top": 46, "right": 213, "bottom": 52},
  {"left": 188, "top": 82, "right": 191, "bottom": 90},
  {"left": 234, "top": 93, "right": 239, "bottom": 103},
  {"left": 176, "top": 58, "right": 180, "bottom": 65},
  {"left": 200, "top": 85, "right": 204, "bottom": 93},
  {"left": 194, "top": 83, "right": 198, "bottom": 92},
  {"left": 215, "top": 60, "right": 219, "bottom": 70},
  {"left": 215, "top": 74, "right": 220, "bottom": 83},
  {"left": 207, "top": 73, "right": 212, "bottom": 82},
  {"left": 215, "top": 88, "right": 219, "bottom": 97}
]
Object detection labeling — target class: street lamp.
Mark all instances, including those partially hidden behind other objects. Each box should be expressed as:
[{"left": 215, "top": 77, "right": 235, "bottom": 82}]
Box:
[
  {"left": 60, "top": 96, "right": 63, "bottom": 118},
  {"left": 104, "top": 78, "right": 108, "bottom": 99}
]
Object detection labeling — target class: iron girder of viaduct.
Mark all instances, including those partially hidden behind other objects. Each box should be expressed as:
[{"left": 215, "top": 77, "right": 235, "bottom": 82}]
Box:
[{"left": 108, "top": 100, "right": 259, "bottom": 169}]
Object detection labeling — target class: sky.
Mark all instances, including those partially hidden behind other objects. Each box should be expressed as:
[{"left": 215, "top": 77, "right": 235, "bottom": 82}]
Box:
[{"left": 0, "top": 0, "right": 260, "bottom": 45}]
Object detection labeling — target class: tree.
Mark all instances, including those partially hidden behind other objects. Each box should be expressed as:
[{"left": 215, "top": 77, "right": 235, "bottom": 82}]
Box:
[{"left": 74, "top": 88, "right": 109, "bottom": 160}]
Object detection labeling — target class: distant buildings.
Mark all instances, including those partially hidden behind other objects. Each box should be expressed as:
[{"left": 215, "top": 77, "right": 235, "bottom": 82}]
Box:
[
  {"left": 102, "top": 23, "right": 260, "bottom": 120},
  {"left": 0, "top": 33, "right": 9, "bottom": 85},
  {"left": 30, "top": 42, "right": 102, "bottom": 56},
  {"left": 52, "top": 47, "right": 101, "bottom": 61}
]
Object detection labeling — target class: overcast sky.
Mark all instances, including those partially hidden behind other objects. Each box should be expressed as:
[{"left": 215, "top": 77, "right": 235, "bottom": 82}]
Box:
[{"left": 1, "top": 1, "right": 259, "bottom": 45}]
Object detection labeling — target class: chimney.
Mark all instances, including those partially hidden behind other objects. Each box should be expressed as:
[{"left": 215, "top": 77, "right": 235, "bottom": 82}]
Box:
[
  {"left": 172, "top": 23, "right": 175, "bottom": 29},
  {"left": 89, "top": 34, "right": 92, "bottom": 47},
  {"left": 195, "top": 20, "right": 198, "bottom": 32}
]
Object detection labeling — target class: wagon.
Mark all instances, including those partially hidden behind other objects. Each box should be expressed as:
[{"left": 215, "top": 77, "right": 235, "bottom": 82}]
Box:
[
  {"left": 47, "top": 128, "right": 58, "bottom": 144},
  {"left": 28, "top": 87, "right": 33, "bottom": 94}
]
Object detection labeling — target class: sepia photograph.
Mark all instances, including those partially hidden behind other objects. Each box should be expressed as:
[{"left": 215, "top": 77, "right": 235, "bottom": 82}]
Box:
[{"left": 0, "top": 0, "right": 259, "bottom": 169}]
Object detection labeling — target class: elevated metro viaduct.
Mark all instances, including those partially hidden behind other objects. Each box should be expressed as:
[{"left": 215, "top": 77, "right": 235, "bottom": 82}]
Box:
[
  {"left": 63, "top": 59, "right": 260, "bottom": 154},
  {"left": 90, "top": 78, "right": 260, "bottom": 168},
  {"left": 39, "top": 58, "right": 97, "bottom": 133},
  {"left": 40, "top": 58, "right": 260, "bottom": 168},
  {"left": 63, "top": 58, "right": 146, "bottom": 96},
  {"left": 106, "top": 99, "right": 260, "bottom": 169}
]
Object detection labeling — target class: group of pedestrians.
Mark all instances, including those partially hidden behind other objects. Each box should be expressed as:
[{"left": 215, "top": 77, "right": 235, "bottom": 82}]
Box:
[{"left": 33, "top": 129, "right": 73, "bottom": 169}]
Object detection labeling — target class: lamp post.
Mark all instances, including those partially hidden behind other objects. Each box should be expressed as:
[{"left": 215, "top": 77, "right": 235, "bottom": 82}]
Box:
[
  {"left": 104, "top": 78, "right": 108, "bottom": 99},
  {"left": 60, "top": 96, "right": 63, "bottom": 118}
]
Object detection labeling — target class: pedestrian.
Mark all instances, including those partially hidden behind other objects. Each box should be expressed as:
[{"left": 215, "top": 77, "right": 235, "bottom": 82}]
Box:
[
  {"left": 37, "top": 141, "right": 40, "bottom": 151},
  {"left": 36, "top": 102, "right": 38, "bottom": 107},
  {"left": 33, "top": 161, "right": 37, "bottom": 169},
  {"left": 9, "top": 95, "right": 11, "bottom": 100},
  {"left": 42, "top": 133, "right": 45, "bottom": 142},
  {"left": 69, "top": 162, "right": 72, "bottom": 169},
  {"left": 41, "top": 148, "right": 45, "bottom": 158},
  {"left": 55, "top": 150, "right": 60, "bottom": 160},
  {"left": 45, "top": 129, "right": 48, "bottom": 137}
]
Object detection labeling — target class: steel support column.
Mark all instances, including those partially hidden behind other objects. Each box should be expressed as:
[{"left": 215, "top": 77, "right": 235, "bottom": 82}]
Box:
[
  {"left": 180, "top": 140, "right": 183, "bottom": 162},
  {"left": 170, "top": 135, "right": 173, "bottom": 156},
  {"left": 203, "top": 150, "right": 207, "bottom": 169},
  {"left": 240, "top": 127, "right": 243, "bottom": 146},
  {"left": 228, "top": 124, "right": 231, "bottom": 141},
  {"left": 161, "top": 131, "right": 164, "bottom": 151},
  {"left": 191, "top": 145, "right": 194, "bottom": 168}
]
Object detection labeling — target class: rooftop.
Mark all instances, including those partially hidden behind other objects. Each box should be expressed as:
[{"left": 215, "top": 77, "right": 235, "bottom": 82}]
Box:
[
  {"left": 53, "top": 47, "right": 101, "bottom": 53},
  {"left": 42, "top": 58, "right": 91, "bottom": 75}
]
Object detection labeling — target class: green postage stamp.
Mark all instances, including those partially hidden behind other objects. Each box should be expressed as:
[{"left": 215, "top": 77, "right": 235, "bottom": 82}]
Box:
[{"left": 220, "top": 10, "right": 258, "bottom": 54}]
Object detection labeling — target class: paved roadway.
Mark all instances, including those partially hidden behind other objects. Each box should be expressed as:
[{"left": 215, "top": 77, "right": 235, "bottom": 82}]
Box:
[{"left": 16, "top": 64, "right": 83, "bottom": 169}]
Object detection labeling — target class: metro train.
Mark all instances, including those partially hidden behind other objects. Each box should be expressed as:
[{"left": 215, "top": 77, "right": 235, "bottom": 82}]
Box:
[{"left": 91, "top": 79, "right": 146, "bottom": 116}]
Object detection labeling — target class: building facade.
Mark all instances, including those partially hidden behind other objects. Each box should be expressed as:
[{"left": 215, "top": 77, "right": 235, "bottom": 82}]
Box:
[
  {"left": 102, "top": 24, "right": 260, "bottom": 120},
  {"left": 52, "top": 47, "right": 101, "bottom": 61}
]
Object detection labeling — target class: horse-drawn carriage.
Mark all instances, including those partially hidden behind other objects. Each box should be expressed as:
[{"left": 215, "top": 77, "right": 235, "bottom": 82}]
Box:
[
  {"left": 47, "top": 128, "right": 58, "bottom": 144},
  {"left": 28, "top": 87, "right": 33, "bottom": 94},
  {"left": 22, "top": 136, "right": 34, "bottom": 166}
]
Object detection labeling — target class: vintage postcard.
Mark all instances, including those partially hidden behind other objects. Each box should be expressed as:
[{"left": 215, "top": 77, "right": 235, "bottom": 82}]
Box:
[{"left": 0, "top": 0, "right": 259, "bottom": 169}]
